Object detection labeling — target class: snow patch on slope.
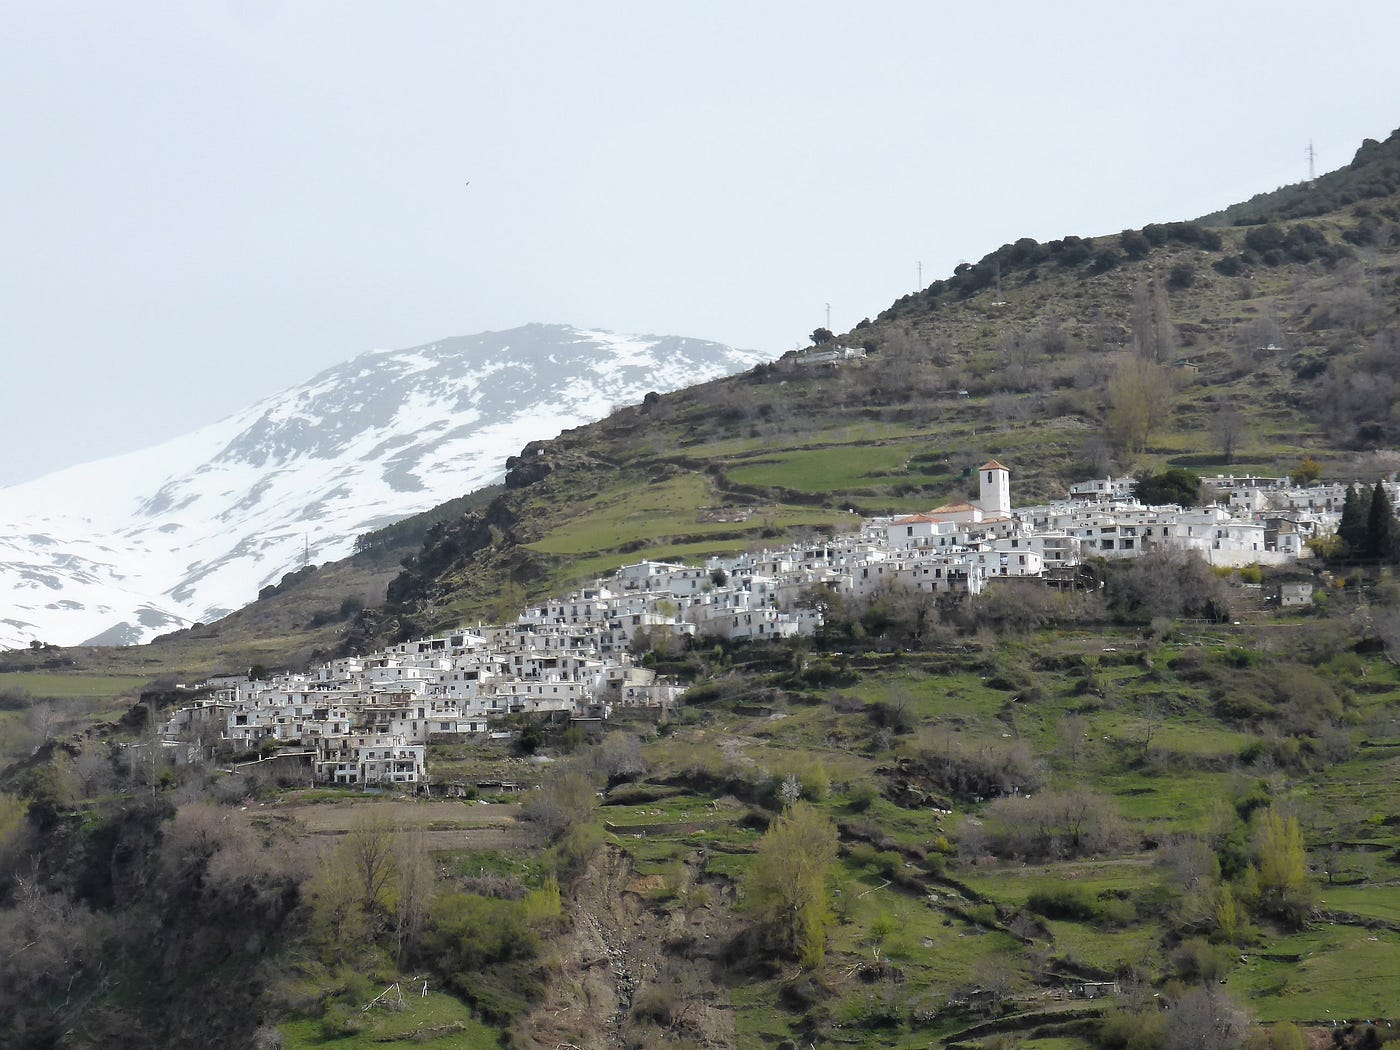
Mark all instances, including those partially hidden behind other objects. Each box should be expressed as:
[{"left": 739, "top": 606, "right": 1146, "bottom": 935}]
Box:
[{"left": 0, "top": 324, "right": 765, "bottom": 649}]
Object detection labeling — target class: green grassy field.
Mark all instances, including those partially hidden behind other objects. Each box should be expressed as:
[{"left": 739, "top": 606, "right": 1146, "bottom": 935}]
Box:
[
  {"left": 0, "top": 671, "right": 151, "bottom": 699},
  {"left": 279, "top": 991, "right": 503, "bottom": 1049},
  {"left": 722, "top": 441, "right": 952, "bottom": 494},
  {"left": 1230, "top": 927, "right": 1400, "bottom": 1022},
  {"left": 1317, "top": 883, "right": 1400, "bottom": 924}
]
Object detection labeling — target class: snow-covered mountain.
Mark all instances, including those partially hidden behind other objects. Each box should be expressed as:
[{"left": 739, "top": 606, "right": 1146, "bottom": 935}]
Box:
[{"left": 0, "top": 324, "right": 764, "bottom": 649}]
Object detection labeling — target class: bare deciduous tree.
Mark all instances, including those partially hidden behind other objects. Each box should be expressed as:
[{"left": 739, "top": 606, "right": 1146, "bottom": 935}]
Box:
[
  {"left": 1057, "top": 714, "right": 1089, "bottom": 766},
  {"left": 1131, "top": 278, "right": 1178, "bottom": 362},
  {"left": 73, "top": 741, "right": 114, "bottom": 797},
  {"left": 974, "top": 789, "right": 1131, "bottom": 861},
  {"left": 1107, "top": 355, "right": 1174, "bottom": 454},
  {"left": 307, "top": 848, "right": 369, "bottom": 948},
  {"left": 1164, "top": 985, "right": 1249, "bottom": 1050},
  {"left": 1079, "top": 432, "right": 1114, "bottom": 477},
  {"left": 392, "top": 825, "right": 436, "bottom": 964},
  {"left": 522, "top": 763, "right": 598, "bottom": 844},
  {"left": 346, "top": 807, "right": 398, "bottom": 912},
  {"left": 28, "top": 701, "right": 60, "bottom": 749},
  {"left": 914, "top": 732, "right": 1044, "bottom": 802},
  {"left": 0, "top": 889, "right": 115, "bottom": 1017},
  {"left": 1211, "top": 405, "right": 1247, "bottom": 464},
  {"left": 1375, "top": 606, "right": 1400, "bottom": 665},
  {"left": 976, "top": 579, "right": 1073, "bottom": 634},
  {"left": 1109, "top": 548, "right": 1231, "bottom": 623},
  {"left": 1158, "top": 835, "right": 1220, "bottom": 891},
  {"left": 594, "top": 732, "right": 646, "bottom": 781},
  {"left": 969, "top": 953, "right": 1024, "bottom": 1012}
]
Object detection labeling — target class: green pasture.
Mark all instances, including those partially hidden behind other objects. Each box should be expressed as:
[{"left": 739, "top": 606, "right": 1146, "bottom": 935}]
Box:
[
  {"left": 1039, "top": 919, "right": 1164, "bottom": 976},
  {"left": 440, "top": 848, "right": 548, "bottom": 885},
  {"left": 698, "top": 847, "right": 756, "bottom": 882},
  {"left": 0, "top": 671, "right": 151, "bottom": 700},
  {"left": 723, "top": 442, "right": 950, "bottom": 494},
  {"left": 1099, "top": 768, "right": 1239, "bottom": 828},
  {"left": 869, "top": 670, "right": 1014, "bottom": 726},
  {"left": 1306, "top": 747, "right": 1400, "bottom": 824},
  {"left": 730, "top": 980, "right": 806, "bottom": 1048},
  {"left": 1230, "top": 926, "right": 1400, "bottom": 1022},
  {"left": 603, "top": 792, "right": 743, "bottom": 828},
  {"left": 684, "top": 420, "right": 942, "bottom": 462},
  {"left": 525, "top": 474, "right": 722, "bottom": 554},
  {"left": 1317, "top": 883, "right": 1400, "bottom": 925},
  {"left": 1096, "top": 712, "right": 1254, "bottom": 760},
  {"left": 279, "top": 991, "right": 502, "bottom": 1049},
  {"left": 961, "top": 859, "right": 1155, "bottom": 908},
  {"left": 526, "top": 473, "right": 849, "bottom": 560},
  {"left": 611, "top": 835, "right": 690, "bottom": 877}
]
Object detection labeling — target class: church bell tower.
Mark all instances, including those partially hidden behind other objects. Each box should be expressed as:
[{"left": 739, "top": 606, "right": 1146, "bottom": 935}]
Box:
[{"left": 978, "top": 460, "right": 1010, "bottom": 518}]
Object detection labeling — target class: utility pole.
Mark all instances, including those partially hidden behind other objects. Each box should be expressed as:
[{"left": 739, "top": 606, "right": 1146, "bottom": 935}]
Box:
[
  {"left": 917, "top": 260, "right": 923, "bottom": 291},
  {"left": 1307, "top": 140, "right": 1316, "bottom": 186},
  {"left": 825, "top": 302, "right": 831, "bottom": 330}
]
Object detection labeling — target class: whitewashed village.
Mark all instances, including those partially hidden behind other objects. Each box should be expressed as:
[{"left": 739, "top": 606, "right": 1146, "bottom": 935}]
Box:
[{"left": 162, "top": 462, "right": 1397, "bottom": 789}]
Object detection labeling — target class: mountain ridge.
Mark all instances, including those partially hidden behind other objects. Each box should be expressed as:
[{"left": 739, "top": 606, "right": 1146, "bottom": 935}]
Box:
[
  {"left": 1197, "top": 125, "right": 1400, "bottom": 226},
  {"left": 0, "top": 324, "right": 763, "bottom": 650},
  {"left": 348, "top": 143, "right": 1400, "bottom": 648}
]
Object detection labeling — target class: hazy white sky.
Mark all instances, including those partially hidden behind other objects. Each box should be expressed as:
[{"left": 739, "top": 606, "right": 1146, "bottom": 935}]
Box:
[{"left": 2, "top": 1, "right": 1397, "bottom": 487}]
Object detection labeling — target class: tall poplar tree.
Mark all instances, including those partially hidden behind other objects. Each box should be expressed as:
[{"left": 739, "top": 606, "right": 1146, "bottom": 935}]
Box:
[
  {"left": 1256, "top": 806, "right": 1312, "bottom": 927},
  {"left": 745, "top": 802, "right": 838, "bottom": 967}
]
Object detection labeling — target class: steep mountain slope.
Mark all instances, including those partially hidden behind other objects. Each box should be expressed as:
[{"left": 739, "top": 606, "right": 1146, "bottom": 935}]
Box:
[
  {"left": 359, "top": 142, "right": 1400, "bottom": 642},
  {"left": 0, "top": 325, "right": 762, "bottom": 650},
  {"left": 11, "top": 130, "right": 1400, "bottom": 677}
]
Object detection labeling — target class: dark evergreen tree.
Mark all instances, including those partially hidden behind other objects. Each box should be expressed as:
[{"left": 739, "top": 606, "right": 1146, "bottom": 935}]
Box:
[
  {"left": 1365, "top": 480, "right": 1399, "bottom": 561},
  {"left": 1337, "top": 484, "right": 1370, "bottom": 555},
  {"left": 1134, "top": 468, "right": 1203, "bottom": 507}
]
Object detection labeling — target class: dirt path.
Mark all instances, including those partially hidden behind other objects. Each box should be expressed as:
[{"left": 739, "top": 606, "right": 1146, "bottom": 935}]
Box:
[{"left": 516, "top": 845, "right": 738, "bottom": 1050}]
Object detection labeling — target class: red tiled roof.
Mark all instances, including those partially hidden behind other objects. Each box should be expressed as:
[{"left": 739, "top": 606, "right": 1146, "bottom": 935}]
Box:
[{"left": 980, "top": 460, "right": 1010, "bottom": 472}]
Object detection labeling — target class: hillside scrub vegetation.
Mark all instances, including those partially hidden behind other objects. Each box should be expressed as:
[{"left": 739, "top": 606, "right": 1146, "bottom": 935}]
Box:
[{"left": 9, "top": 128, "right": 1400, "bottom": 1050}]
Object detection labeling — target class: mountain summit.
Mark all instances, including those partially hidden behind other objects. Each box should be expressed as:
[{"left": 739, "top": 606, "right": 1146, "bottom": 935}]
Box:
[{"left": 0, "top": 324, "right": 763, "bottom": 649}]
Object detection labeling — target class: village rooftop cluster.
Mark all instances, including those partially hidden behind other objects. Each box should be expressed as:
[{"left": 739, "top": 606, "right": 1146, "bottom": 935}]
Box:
[{"left": 163, "top": 464, "right": 1387, "bottom": 788}]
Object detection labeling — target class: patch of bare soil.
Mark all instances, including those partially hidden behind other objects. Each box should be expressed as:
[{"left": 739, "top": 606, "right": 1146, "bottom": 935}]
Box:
[
  {"left": 263, "top": 799, "right": 527, "bottom": 850},
  {"left": 516, "top": 845, "right": 740, "bottom": 1050}
]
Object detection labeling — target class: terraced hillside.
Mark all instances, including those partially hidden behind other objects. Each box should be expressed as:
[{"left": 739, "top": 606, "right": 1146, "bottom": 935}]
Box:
[
  {"left": 4, "top": 130, "right": 1400, "bottom": 1050},
  {"left": 575, "top": 613, "right": 1400, "bottom": 1046}
]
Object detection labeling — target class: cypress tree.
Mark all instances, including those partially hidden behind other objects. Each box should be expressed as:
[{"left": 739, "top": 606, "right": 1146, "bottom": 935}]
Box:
[
  {"left": 1337, "top": 484, "right": 1368, "bottom": 555},
  {"left": 1366, "top": 480, "right": 1398, "bottom": 561}
]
